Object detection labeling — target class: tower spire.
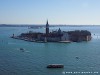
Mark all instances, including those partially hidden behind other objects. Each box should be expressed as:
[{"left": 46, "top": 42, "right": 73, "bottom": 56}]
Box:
[{"left": 46, "top": 19, "right": 48, "bottom": 25}]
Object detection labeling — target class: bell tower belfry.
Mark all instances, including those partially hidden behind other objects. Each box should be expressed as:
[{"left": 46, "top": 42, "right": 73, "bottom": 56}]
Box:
[{"left": 46, "top": 20, "right": 49, "bottom": 35}]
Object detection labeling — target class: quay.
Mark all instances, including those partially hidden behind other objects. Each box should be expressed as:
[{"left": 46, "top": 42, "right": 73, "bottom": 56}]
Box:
[{"left": 59, "top": 41, "right": 71, "bottom": 43}]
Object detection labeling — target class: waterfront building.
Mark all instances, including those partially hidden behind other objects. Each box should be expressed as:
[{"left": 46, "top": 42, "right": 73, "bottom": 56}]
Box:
[{"left": 61, "top": 31, "right": 69, "bottom": 41}]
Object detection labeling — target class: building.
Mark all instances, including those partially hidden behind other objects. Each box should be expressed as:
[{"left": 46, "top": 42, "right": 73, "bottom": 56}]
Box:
[
  {"left": 39, "top": 21, "right": 91, "bottom": 42},
  {"left": 13, "top": 20, "right": 91, "bottom": 43},
  {"left": 39, "top": 20, "right": 70, "bottom": 42}
]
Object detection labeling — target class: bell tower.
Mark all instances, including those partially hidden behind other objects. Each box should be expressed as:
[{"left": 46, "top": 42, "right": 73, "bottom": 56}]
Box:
[{"left": 46, "top": 20, "right": 49, "bottom": 35}]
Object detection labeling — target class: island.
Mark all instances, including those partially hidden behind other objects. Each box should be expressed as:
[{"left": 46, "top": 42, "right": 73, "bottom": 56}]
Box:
[{"left": 11, "top": 20, "right": 92, "bottom": 43}]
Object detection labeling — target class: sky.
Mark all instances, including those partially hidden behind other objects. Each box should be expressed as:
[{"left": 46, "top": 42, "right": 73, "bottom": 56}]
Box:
[{"left": 0, "top": 0, "right": 100, "bottom": 25}]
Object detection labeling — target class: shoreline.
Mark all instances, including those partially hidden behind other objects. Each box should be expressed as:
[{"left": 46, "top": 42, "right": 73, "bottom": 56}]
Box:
[{"left": 11, "top": 36, "right": 71, "bottom": 43}]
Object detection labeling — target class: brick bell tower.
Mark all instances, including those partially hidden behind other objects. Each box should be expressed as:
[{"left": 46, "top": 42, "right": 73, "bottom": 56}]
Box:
[{"left": 46, "top": 20, "right": 49, "bottom": 35}]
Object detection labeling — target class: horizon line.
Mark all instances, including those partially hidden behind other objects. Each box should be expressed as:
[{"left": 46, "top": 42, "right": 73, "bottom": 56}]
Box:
[{"left": 0, "top": 24, "right": 100, "bottom": 26}]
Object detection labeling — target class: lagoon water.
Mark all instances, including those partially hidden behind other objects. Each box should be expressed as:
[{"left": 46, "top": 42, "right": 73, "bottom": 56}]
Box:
[{"left": 0, "top": 26, "right": 100, "bottom": 75}]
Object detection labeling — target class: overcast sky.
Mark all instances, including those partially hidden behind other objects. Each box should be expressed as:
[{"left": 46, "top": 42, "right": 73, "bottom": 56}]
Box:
[{"left": 0, "top": 0, "right": 100, "bottom": 25}]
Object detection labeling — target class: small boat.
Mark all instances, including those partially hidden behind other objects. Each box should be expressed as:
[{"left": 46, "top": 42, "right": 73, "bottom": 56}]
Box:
[
  {"left": 20, "top": 48, "right": 24, "bottom": 52},
  {"left": 20, "top": 48, "right": 24, "bottom": 50},
  {"left": 76, "top": 56, "right": 79, "bottom": 59},
  {"left": 47, "top": 64, "right": 64, "bottom": 68}
]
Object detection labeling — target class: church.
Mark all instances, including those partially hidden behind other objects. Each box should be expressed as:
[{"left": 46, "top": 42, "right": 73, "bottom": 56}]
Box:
[{"left": 38, "top": 20, "right": 70, "bottom": 42}]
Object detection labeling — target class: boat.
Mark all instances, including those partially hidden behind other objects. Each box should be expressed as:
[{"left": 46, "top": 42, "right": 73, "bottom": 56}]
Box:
[
  {"left": 47, "top": 64, "right": 64, "bottom": 68},
  {"left": 20, "top": 48, "right": 25, "bottom": 52},
  {"left": 28, "top": 26, "right": 44, "bottom": 29},
  {"left": 76, "top": 56, "right": 79, "bottom": 59},
  {"left": 20, "top": 48, "right": 24, "bottom": 50}
]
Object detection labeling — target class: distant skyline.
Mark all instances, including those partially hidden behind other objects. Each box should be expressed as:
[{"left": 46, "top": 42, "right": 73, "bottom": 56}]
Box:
[{"left": 0, "top": 0, "right": 100, "bottom": 25}]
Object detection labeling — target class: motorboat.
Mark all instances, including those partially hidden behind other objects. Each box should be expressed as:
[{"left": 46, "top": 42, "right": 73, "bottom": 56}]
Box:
[{"left": 47, "top": 64, "right": 64, "bottom": 68}]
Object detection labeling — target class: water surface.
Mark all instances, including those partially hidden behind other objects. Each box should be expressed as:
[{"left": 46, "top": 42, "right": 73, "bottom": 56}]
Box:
[{"left": 0, "top": 26, "right": 100, "bottom": 75}]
